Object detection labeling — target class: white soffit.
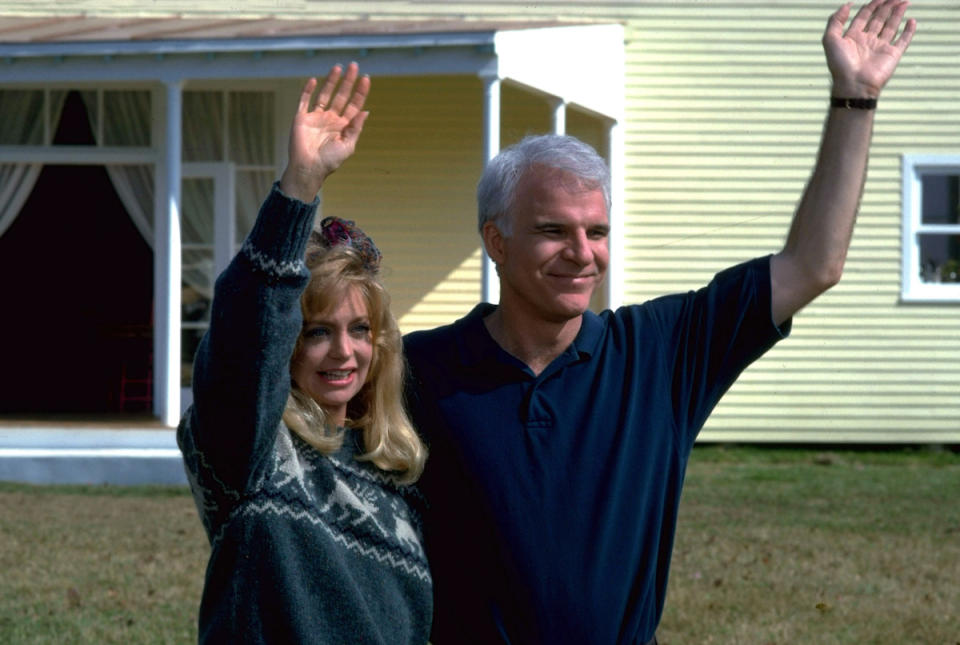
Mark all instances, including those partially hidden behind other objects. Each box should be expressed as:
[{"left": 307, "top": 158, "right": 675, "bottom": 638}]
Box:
[
  {"left": 494, "top": 24, "right": 624, "bottom": 122},
  {"left": 0, "top": 17, "right": 624, "bottom": 123}
]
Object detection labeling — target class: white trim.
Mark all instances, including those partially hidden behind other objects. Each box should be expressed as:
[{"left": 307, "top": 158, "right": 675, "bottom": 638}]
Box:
[
  {"left": 0, "top": 146, "right": 156, "bottom": 164},
  {"left": 184, "top": 162, "right": 236, "bottom": 279},
  {"left": 0, "top": 449, "right": 181, "bottom": 458},
  {"left": 494, "top": 24, "right": 624, "bottom": 122},
  {"left": 0, "top": 31, "right": 502, "bottom": 60},
  {"left": 481, "top": 74, "right": 501, "bottom": 306},
  {"left": 551, "top": 98, "right": 566, "bottom": 135},
  {"left": 155, "top": 81, "right": 183, "bottom": 427},
  {"left": 900, "top": 153, "right": 960, "bottom": 303},
  {"left": 607, "top": 120, "right": 625, "bottom": 310}
]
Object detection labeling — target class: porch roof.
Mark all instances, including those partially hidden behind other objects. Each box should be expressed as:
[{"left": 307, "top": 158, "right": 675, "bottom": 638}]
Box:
[{"left": 0, "top": 14, "right": 624, "bottom": 121}]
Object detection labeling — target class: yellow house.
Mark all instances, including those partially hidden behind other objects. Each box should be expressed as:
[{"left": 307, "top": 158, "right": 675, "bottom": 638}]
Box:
[{"left": 0, "top": 1, "right": 956, "bottom": 483}]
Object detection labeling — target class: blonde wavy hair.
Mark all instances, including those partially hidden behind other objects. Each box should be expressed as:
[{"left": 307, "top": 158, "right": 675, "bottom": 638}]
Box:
[{"left": 282, "top": 242, "right": 426, "bottom": 484}]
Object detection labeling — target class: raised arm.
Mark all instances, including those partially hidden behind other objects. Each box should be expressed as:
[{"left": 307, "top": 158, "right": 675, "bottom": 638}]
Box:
[
  {"left": 181, "top": 64, "right": 370, "bottom": 494},
  {"left": 280, "top": 62, "right": 371, "bottom": 202},
  {"left": 770, "top": 0, "right": 915, "bottom": 325}
]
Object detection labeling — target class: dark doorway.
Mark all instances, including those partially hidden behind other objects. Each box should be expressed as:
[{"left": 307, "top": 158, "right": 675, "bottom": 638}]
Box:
[{"left": 0, "top": 91, "right": 153, "bottom": 414}]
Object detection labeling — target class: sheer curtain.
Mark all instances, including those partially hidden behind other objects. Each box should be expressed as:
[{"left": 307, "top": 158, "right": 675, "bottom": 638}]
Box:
[
  {"left": 0, "top": 90, "right": 67, "bottom": 239},
  {"left": 75, "top": 89, "right": 275, "bottom": 298},
  {"left": 80, "top": 90, "right": 156, "bottom": 250},
  {"left": 230, "top": 91, "right": 276, "bottom": 247}
]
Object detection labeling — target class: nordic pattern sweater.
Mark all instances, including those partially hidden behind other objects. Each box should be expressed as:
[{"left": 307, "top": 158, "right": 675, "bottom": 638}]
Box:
[{"left": 177, "top": 184, "right": 432, "bottom": 645}]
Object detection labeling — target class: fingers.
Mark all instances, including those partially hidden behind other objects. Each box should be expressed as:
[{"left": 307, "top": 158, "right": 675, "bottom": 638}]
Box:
[
  {"left": 845, "top": 0, "right": 910, "bottom": 40},
  {"left": 297, "top": 77, "right": 318, "bottom": 114},
  {"left": 300, "top": 62, "right": 370, "bottom": 118},
  {"left": 824, "top": 3, "right": 852, "bottom": 42},
  {"left": 846, "top": 0, "right": 876, "bottom": 33},
  {"left": 341, "top": 74, "right": 371, "bottom": 121},
  {"left": 893, "top": 17, "right": 917, "bottom": 52},
  {"left": 863, "top": 0, "right": 894, "bottom": 34},
  {"left": 312, "top": 65, "right": 343, "bottom": 112},
  {"left": 328, "top": 62, "right": 360, "bottom": 114}
]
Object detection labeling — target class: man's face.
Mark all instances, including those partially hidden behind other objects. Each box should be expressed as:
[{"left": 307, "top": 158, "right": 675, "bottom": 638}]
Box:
[{"left": 485, "top": 166, "right": 609, "bottom": 324}]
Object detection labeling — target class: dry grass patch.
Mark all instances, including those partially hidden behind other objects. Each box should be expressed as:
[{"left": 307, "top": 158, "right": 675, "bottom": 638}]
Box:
[
  {"left": 1, "top": 446, "right": 958, "bottom": 644},
  {"left": 659, "top": 446, "right": 960, "bottom": 645},
  {"left": 0, "top": 484, "right": 206, "bottom": 644}
]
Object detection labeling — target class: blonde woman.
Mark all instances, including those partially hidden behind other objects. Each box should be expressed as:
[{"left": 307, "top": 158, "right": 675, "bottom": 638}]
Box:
[{"left": 178, "top": 63, "right": 430, "bottom": 644}]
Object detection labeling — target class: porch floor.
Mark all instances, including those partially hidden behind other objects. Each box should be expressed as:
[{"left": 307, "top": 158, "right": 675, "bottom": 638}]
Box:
[{"left": 0, "top": 414, "right": 185, "bottom": 486}]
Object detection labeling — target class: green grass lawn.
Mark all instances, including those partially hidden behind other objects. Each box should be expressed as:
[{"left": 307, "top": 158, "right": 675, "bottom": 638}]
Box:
[{"left": 0, "top": 446, "right": 958, "bottom": 644}]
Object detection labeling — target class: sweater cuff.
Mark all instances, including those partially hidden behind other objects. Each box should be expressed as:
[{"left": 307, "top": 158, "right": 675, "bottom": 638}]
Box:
[{"left": 241, "top": 182, "right": 320, "bottom": 278}]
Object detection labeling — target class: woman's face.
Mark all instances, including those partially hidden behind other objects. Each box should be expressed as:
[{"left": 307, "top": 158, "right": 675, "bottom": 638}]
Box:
[{"left": 291, "top": 285, "right": 373, "bottom": 427}]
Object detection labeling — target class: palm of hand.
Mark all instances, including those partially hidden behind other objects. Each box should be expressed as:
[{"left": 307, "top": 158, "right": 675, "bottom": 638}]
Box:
[
  {"left": 290, "top": 110, "right": 357, "bottom": 180},
  {"left": 825, "top": 31, "right": 903, "bottom": 97}
]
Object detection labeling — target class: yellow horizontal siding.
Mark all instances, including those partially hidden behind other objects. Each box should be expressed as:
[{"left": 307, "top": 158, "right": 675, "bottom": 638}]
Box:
[
  {"left": 619, "top": 2, "right": 960, "bottom": 442},
  {"left": 7, "top": 0, "right": 958, "bottom": 441},
  {"left": 319, "top": 75, "right": 485, "bottom": 333}
]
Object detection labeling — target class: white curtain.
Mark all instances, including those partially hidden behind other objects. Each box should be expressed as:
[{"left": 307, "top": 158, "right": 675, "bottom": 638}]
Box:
[
  {"left": 0, "top": 164, "right": 42, "bottom": 238},
  {"left": 0, "top": 90, "right": 67, "bottom": 239},
  {"left": 80, "top": 91, "right": 156, "bottom": 250},
  {"left": 76, "top": 89, "right": 275, "bottom": 297},
  {"left": 229, "top": 92, "right": 276, "bottom": 244}
]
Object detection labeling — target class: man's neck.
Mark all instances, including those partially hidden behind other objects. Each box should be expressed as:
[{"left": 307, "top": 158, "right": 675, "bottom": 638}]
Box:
[{"left": 483, "top": 306, "right": 583, "bottom": 377}]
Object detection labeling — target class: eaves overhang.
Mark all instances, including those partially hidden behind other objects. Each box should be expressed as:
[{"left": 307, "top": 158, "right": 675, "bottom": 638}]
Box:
[{"left": 0, "top": 16, "right": 623, "bottom": 122}]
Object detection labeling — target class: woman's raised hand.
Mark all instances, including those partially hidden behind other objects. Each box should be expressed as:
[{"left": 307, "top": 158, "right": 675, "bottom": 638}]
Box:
[{"left": 280, "top": 62, "right": 371, "bottom": 202}]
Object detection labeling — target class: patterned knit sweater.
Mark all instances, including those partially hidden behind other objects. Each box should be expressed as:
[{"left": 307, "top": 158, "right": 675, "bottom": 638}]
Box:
[{"left": 177, "top": 184, "right": 432, "bottom": 645}]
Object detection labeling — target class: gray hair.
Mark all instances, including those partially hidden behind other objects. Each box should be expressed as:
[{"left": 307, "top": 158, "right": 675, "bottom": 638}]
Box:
[{"left": 476, "top": 134, "right": 611, "bottom": 235}]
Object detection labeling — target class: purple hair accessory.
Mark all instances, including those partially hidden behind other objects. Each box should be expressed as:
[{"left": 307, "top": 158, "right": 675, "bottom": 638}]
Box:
[{"left": 313, "top": 216, "right": 382, "bottom": 272}]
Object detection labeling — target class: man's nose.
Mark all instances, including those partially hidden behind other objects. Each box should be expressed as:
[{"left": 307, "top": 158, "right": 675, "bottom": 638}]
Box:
[{"left": 564, "top": 231, "right": 593, "bottom": 265}]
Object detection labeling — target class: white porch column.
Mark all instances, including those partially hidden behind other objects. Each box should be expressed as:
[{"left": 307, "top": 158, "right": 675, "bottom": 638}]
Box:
[
  {"left": 481, "top": 74, "right": 501, "bottom": 305},
  {"left": 154, "top": 80, "right": 183, "bottom": 426},
  {"left": 551, "top": 98, "right": 566, "bottom": 135},
  {"left": 606, "top": 119, "right": 625, "bottom": 309}
]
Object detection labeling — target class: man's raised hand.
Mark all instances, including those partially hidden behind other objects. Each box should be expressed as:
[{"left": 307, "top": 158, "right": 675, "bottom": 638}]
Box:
[{"left": 823, "top": 0, "right": 916, "bottom": 99}]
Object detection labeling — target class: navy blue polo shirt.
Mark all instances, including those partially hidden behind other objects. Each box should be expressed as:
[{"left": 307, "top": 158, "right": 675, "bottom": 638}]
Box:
[{"left": 405, "top": 256, "right": 788, "bottom": 645}]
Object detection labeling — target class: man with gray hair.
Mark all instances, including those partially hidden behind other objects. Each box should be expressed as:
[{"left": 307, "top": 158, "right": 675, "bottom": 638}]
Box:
[{"left": 404, "top": 1, "right": 915, "bottom": 643}]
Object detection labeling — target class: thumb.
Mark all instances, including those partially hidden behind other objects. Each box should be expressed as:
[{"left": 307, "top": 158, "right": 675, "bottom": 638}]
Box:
[
  {"left": 823, "top": 3, "right": 851, "bottom": 44},
  {"left": 342, "top": 110, "right": 370, "bottom": 147}
]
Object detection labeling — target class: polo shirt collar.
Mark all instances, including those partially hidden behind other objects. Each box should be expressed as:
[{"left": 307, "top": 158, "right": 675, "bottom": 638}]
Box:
[{"left": 456, "top": 303, "right": 605, "bottom": 369}]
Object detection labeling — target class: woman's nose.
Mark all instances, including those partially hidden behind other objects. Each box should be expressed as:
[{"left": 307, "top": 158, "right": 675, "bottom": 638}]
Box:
[{"left": 328, "top": 331, "right": 351, "bottom": 358}]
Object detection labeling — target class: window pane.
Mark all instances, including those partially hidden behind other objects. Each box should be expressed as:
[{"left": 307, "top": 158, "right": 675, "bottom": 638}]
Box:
[
  {"left": 103, "top": 90, "right": 151, "bottom": 146},
  {"left": 229, "top": 91, "right": 274, "bottom": 165},
  {"left": 919, "top": 233, "right": 960, "bottom": 283},
  {"left": 235, "top": 169, "right": 276, "bottom": 248},
  {"left": 182, "top": 177, "right": 214, "bottom": 244},
  {"left": 183, "top": 91, "right": 224, "bottom": 161},
  {"left": 0, "top": 90, "right": 44, "bottom": 144},
  {"left": 921, "top": 174, "right": 960, "bottom": 225}
]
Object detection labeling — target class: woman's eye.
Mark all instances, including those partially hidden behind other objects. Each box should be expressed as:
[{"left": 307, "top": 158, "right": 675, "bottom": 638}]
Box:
[
  {"left": 304, "top": 326, "right": 330, "bottom": 339},
  {"left": 350, "top": 323, "right": 372, "bottom": 337}
]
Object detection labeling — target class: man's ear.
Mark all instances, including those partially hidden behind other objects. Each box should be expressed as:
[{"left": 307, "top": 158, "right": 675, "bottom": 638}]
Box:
[{"left": 482, "top": 220, "right": 507, "bottom": 265}]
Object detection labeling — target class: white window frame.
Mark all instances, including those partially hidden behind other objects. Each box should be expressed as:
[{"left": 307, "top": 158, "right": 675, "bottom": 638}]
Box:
[{"left": 901, "top": 153, "right": 960, "bottom": 303}]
